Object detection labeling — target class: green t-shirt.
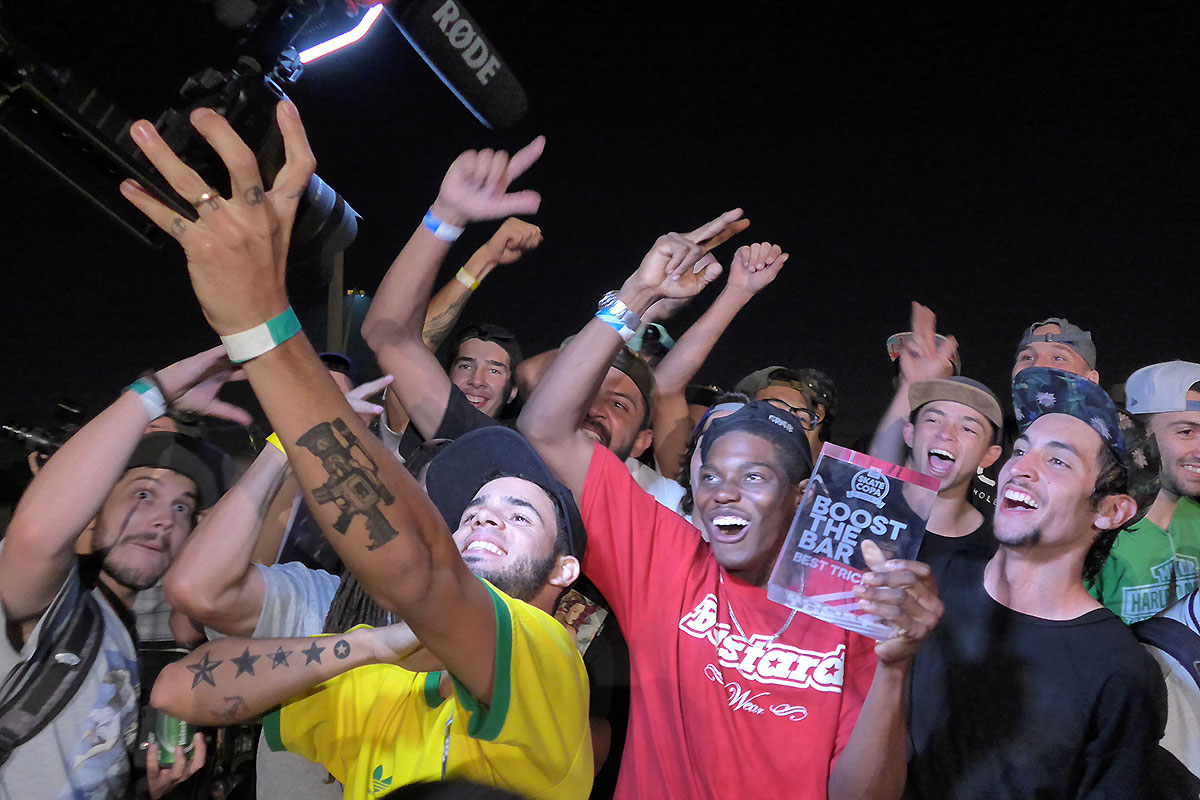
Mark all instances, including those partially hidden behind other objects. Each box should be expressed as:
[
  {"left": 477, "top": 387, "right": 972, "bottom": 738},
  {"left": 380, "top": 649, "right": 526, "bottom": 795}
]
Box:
[{"left": 1088, "top": 497, "right": 1200, "bottom": 623}]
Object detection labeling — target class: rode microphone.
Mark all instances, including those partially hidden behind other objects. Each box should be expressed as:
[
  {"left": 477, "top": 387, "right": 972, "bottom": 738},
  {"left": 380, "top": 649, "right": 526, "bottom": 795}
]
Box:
[{"left": 384, "top": 0, "right": 528, "bottom": 129}]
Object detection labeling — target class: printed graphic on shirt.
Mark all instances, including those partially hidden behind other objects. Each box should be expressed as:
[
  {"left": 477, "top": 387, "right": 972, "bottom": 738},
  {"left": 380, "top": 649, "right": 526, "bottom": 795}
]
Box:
[
  {"left": 63, "top": 649, "right": 140, "bottom": 798},
  {"left": 679, "top": 593, "right": 845, "bottom": 693},
  {"left": 1121, "top": 556, "right": 1200, "bottom": 622}
]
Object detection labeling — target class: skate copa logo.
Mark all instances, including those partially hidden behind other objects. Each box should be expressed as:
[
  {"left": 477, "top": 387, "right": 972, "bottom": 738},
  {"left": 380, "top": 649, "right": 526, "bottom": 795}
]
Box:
[{"left": 846, "top": 467, "right": 889, "bottom": 509}]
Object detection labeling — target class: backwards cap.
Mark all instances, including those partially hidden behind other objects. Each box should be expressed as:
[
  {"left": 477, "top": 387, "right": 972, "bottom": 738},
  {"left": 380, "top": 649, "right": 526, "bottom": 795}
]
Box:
[
  {"left": 1017, "top": 318, "right": 1097, "bottom": 370},
  {"left": 1125, "top": 360, "right": 1200, "bottom": 415},
  {"left": 1012, "top": 367, "right": 1124, "bottom": 466},
  {"left": 455, "top": 323, "right": 524, "bottom": 370},
  {"left": 700, "top": 400, "right": 814, "bottom": 481},
  {"left": 424, "top": 426, "right": 586, "bottom": 561},
  {"left": 126, "top": 431, "right": 233, "bottom": 509}
]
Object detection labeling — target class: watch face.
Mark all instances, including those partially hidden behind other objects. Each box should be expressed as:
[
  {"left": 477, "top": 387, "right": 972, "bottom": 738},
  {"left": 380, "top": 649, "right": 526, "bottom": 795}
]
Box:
[{"left": 598, "top": 290, "right": 619, "bottom": 310}]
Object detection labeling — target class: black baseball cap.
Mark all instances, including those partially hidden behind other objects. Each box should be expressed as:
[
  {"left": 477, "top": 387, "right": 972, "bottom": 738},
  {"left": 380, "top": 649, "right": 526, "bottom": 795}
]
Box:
[
  {"left": 700, "top": 400, "right": 814, "bottom": 481},
  {"left": 423, "top": 427, "right": 586, "bottom": 561},
  {"left": 126, "top": 431, "right": 233, "bottom": 509},
  {"left": 454, "top": 323, "right": 523, "bottom": 370}
]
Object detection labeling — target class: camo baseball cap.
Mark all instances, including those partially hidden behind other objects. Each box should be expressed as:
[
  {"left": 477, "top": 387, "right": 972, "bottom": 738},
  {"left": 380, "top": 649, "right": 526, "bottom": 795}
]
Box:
[{"left": 1012, "top": 367, "right": 1124, "bottom": 465}]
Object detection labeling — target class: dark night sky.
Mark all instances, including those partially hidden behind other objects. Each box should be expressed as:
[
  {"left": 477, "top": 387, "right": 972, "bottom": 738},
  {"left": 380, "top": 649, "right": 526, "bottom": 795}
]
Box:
[{"left": 2, "top": 2, "right": 1197, "bottom": 467}]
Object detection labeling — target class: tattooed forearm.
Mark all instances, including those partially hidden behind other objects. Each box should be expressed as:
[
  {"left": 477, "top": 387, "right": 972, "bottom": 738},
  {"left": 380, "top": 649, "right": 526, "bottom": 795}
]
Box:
[
  {"left": 297, "top": 418, "right": 399, "bottom": 549},
  {"left": 424, "top": 293, "right": 471, "bottom": 350},
  {"left": 333, "top": 639, "right": 351, "bottom": 660},
  {"left": 269, "top": 646, "right": 292, "bottom": 668}
]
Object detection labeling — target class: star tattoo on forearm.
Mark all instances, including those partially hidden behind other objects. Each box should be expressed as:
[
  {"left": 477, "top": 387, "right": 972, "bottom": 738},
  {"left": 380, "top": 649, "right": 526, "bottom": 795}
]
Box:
[
  {"left": 231, "top": 647, "right": 260, "bottom": 678},
  {"left": 269, "top": 646, "right": 292, "bottom": 669},
  {"left": 187, "top": 653, "right": 222, "bottom": 689},
  {"left": 302, "top": 641, "right": 325, "bottom": 665}
]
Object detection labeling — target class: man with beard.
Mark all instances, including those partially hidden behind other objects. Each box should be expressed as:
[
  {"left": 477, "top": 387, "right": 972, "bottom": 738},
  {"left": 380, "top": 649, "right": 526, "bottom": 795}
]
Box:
[
  {"left": 121, "top": 105, "right": 590, "bottom": 798},
  {"left": 519, "top": 221, "right": 944, "bottom": 799},
  {"left": 902, "top": 377, "right": 1004, "bottom": 566},
  {"left": 1090, "top": 360, "right": 1200, "bottom": 623},
  {"left": 150, "top": 427, "right": 593, "bottom": 799},
  {"left": 905, "top": 367, "right": 1174, "bottom": 798},
  {"left": 0, "top": 346, "right": 240, "bottom": 799}
]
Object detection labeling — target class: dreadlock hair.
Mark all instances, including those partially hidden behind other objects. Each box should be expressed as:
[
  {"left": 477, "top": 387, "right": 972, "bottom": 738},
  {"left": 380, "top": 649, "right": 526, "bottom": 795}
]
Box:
[
  {"left": 677, "top": 391, "right": 751, "bottom": 515},
  {"left": 1083, "top": 444, "right": 1131, "bottom": 581},
  {"left": 322, "top": 439, "right": 453, "bottom": 634}
]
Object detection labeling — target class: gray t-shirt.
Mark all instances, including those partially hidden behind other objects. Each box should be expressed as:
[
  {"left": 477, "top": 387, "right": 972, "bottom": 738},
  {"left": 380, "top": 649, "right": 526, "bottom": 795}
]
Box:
[
  {"left": 0, "top": 559, "right": 140, "bottom": 800},
  {"left": 211, "top": 561, "right": 342, "bottom": 800}
]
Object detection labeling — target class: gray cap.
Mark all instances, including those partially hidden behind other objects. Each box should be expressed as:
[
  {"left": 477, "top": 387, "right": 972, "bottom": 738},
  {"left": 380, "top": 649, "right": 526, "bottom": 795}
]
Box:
[
  {"left": 1017, "top": 318, "right": 1097, "bottom": 369},
  {"left": 1126, "top": 361, "right": 1200, "bottom": 415}
]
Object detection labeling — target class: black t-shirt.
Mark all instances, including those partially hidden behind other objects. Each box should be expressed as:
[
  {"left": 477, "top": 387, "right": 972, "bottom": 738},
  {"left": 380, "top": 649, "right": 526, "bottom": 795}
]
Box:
[
  {"left": 395, "top": 384, "right": 501, "bottom": 460},
  {"left": 917, "top": 514, "right": 997, "bottom": 572},
  {"left": 906, "top": 555, "right": 1168, "bottom": 799}
]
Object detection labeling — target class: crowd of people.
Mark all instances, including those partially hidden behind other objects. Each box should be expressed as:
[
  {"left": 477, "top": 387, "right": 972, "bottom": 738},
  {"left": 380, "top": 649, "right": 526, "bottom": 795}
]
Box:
[{"left": 1, "top": 100, "right": 1198, "bottom": 800}]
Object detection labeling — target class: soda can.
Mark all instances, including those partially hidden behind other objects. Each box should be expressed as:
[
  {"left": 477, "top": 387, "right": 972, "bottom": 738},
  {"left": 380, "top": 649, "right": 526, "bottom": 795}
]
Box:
[{"left": 154, "top": 710, "right": 196, "bottom": 766}]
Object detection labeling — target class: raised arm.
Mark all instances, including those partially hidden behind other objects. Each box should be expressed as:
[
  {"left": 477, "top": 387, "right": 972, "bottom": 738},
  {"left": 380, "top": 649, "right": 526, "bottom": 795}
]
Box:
[
  {"left": 361, "top": 149, "right": 544, "bottom": 439},
  {"left": 0, "top": 347, "right": 247, "bottom": 631},
  {"left": 151, "top": 623, "right": 419, "bottom": 725},
  {"left": 868, "top": 302, "right": 957, "bottom": 465},
  {"left": 651, "top": 241, "right": 788, "bottom": 477},
  {"left": 164, "top": 375, "right": 390, "bottom": 636},
  {"left": 518, "top": 210, "right": 743, "bottom": 498},
  {"left": 828, "top": 541, "right": 943, "bottom": 800},
  {"left": 163, "top": 445, "right": 288, "bottom": 637},
  {"left": 121, "top": 103, "right": 539, "bottom": 704}
]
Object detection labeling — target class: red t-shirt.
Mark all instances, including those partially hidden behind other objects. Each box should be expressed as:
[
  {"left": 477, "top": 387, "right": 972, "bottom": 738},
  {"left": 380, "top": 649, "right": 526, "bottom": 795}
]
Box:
[{"left": 581, "top": 443, "right": 877, "bottom": 799}]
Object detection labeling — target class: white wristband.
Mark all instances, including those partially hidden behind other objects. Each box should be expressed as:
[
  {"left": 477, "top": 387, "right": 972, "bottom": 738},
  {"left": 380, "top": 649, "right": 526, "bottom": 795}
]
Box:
[
  {"left": 127, "top": 379, "right": 167, "bottom": 421},
  {"left": 221, "top": 307, "right": 302, "bottom": 363},
  {"left": 423, "top": 209, "right": 464, "bottom": 242}
]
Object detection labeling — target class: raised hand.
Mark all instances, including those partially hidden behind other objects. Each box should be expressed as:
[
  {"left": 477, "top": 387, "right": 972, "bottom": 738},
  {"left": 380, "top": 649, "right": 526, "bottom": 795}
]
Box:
[
  {"left": 726, "top": 241, "right": 789, "bottom": 296},
  {"left": 344, "top": 374, "right": 393, "bottom": 418},
  {"left": 898, "top": 302, "right": 958, "bottom": 385},
  {"left": 120, "top": 102, "right": 316, "bottom": 337},
  {"left": 478, "top": 217, "right": 543, "bottom": 266},
  {"left": 155, "top": 345, "right": 252, "bottom": 425},
  {"left": 431, "top": 137, "right": 545, "bottom": 227},
  {"left": 855, "top": 539, "right": 943, "bottom": 664}
]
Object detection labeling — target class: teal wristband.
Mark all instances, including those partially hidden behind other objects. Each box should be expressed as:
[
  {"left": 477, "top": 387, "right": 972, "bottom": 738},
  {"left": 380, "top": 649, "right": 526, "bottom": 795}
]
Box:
[
  {"left": 127, "top": 378, "right": 167, "bottom": 420},
  {"left": 221, "top": 307, "right": 302, "bottom": 363}
]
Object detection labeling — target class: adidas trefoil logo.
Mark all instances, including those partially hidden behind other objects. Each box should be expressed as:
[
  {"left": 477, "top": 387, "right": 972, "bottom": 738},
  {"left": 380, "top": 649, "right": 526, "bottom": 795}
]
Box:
[{"left": 371, "top": 764, "right": 393, "bottom": 796}]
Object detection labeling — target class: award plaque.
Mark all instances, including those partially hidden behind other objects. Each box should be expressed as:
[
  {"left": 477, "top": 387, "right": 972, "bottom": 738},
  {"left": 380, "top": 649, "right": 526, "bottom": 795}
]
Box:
[{"left": 768, "top": 443, "right": 939, "bottom": 639}]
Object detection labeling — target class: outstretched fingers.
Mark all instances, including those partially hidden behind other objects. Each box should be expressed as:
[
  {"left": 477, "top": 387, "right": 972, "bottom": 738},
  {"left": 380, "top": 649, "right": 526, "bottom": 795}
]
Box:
[
  {"left": 188, "top": 108, "right": 264, "bottom": 206},
  {"left": 272, "top": 100, "right": 318, "bottom": 203}
]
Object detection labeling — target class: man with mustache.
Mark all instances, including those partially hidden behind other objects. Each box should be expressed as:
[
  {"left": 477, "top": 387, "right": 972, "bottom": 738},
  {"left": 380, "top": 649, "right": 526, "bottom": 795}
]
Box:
[
  {"left": 905, "top": 367, "right": 1173, "bottom": 798},
  {"left": 0, "top": 347, "right": 238, "bottom": 799},
  {"left": 1090, "top": 360, "right": 1200, "bottom": 623}
]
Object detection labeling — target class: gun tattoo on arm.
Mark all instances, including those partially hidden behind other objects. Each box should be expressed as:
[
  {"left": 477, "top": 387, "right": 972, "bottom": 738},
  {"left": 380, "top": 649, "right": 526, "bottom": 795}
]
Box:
[{"left": 296, "top": 418, "right": 399, "bottom": 549}]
